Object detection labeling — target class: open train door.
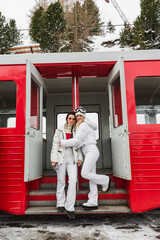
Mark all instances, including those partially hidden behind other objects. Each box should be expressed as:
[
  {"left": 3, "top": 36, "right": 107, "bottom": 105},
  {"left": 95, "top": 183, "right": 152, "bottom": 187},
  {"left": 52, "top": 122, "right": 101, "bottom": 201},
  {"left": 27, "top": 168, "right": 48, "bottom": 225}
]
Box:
[
  {"left": 108, "top": 58, "right": 131, "bottom": 180},
  {"left": 24, "top": 60, "right": 43, "bottom": 181}
]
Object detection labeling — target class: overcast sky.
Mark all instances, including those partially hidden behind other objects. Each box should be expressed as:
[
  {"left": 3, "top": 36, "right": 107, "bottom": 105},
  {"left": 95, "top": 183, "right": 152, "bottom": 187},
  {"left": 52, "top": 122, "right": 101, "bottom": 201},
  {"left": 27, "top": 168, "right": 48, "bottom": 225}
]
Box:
[
  {"left": 0, "top": 0, "right": 35, "bottom": 29},
  {"left": 0, "top": 0, "right": 141, "bottom": 28}
]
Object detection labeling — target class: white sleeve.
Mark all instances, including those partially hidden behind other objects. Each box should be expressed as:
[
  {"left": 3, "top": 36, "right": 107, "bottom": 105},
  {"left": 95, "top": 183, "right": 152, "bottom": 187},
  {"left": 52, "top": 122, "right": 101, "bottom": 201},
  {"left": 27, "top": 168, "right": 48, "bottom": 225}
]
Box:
[
  {"left": 61, "top": 123, "right": 88, "bottom": 148},
  {"left": 84, "top": 118, "right": 97, "bottom": 130},
  {"left": 50, "top": 129, "right": 60, "bottom": 162}
]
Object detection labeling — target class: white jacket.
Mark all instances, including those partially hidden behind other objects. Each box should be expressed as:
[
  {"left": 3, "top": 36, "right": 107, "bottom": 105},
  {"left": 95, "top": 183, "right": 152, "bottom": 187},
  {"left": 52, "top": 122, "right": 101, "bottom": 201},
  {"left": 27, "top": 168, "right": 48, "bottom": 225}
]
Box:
[
  {"left": 50, "top": 124, "right": 83, "bottom": 165},
  {"left": 61, "top": 118, "right": 97, "bottom": 149}
]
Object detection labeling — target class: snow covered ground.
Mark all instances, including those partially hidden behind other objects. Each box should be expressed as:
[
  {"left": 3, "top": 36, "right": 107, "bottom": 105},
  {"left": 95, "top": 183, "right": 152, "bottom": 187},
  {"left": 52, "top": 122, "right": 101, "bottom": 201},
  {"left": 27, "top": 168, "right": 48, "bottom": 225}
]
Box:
[
  {"left": 90, "top": 28, "right": 122, "bottom": 51},
  {"left": 0, "top": 210, "right": 160, "bottom": 240}
]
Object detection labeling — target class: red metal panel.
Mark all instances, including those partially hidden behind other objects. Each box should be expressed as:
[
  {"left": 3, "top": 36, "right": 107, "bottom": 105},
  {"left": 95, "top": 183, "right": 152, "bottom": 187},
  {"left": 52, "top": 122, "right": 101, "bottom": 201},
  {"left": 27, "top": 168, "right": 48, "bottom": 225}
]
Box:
[
  {"left": 112, "top": 78, "right": 123, "bottom": 127},
  {"left": 0, "top": 136, "right": 26, "bottom": 214},
  {"left": 28, "top": 193, "right": 126, "bottom": 201},
  {"left": 76, "top": 75, "right": 79, "bottom": 108},
  {"left": 35, "top": 62, "right": 115, "bottom": 79},
  {"left": 28, "top": 195, "right": 57, "bottom": 201},
  {"left": 80, "top": 175, "right": 115, "bottom": 183},
  {"left": 76, "top": 193, "right": 127, "bottom": 201},
  {"left": 72, "top": 75, "right": 79, "bottom": 111},
  {"left": 72, "top": 76, "right": 75, "bottom": 111},
  {"left": 0, "top": 65, "right": 27, "bottom": 215},
  {"left": 29, "top": 179, "right": 40, "bottom": 191},
  {"left": 124, "top": 61, "right": 160, "bottom": 212},
  {"left": 40, "top": 176, "right": 69, "bottom": 184}
]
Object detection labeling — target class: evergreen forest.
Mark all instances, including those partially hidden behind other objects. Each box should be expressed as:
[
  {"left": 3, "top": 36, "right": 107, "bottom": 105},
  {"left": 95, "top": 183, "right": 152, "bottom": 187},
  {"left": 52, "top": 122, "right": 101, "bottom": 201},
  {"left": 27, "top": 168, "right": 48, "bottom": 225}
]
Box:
[{"left": 0, "top": 0, "right": 160, "bottom": 54}]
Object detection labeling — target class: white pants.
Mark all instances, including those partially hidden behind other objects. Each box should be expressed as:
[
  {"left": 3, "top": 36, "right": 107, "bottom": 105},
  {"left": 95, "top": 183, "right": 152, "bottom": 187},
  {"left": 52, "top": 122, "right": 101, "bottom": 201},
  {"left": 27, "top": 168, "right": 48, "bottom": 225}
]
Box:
[
  {"left": 81, "top": 144, "right": 109, "bottom": 206},
  {"left": 56, "top": 156, "right": 78, "bottom": 212}
]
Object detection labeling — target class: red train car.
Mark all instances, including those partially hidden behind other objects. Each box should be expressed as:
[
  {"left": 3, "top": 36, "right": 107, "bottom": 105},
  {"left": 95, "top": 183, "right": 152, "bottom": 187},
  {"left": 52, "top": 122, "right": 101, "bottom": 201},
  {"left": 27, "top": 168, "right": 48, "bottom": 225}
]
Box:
[{"left": 0, "top": 50, "right": 160, "bottom": 215}]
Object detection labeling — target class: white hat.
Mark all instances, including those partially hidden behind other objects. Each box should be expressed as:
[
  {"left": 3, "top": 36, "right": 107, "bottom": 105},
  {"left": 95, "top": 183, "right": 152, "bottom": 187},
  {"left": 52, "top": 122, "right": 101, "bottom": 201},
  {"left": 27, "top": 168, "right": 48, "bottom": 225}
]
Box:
[{"left": 75, "top": 106, "right": 86, "bottom": 117}]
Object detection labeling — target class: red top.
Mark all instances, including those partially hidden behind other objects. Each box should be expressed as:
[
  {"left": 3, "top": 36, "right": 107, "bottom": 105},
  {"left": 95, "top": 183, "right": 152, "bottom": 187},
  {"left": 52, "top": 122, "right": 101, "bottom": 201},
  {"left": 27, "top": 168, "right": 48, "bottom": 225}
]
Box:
[{"left": 66, "top": 133, "right": 72, "bottom": 140}]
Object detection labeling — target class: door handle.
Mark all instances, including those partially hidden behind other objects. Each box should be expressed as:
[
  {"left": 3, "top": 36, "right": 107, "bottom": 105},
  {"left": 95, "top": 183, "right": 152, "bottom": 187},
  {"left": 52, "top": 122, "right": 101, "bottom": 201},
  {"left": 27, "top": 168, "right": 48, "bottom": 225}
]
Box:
[
  {"left": 30, "top": 131, "right": 35, "bottom": 138},
  {"left": 119, "top": 130, "right": 131, "bottom": 136}
]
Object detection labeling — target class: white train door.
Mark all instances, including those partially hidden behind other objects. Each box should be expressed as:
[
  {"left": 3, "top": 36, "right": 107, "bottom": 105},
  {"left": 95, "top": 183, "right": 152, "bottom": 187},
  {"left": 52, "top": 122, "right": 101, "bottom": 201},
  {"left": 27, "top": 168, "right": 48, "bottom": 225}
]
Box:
[
  {"left": 24, "top": 61, "right": 43, "bottom": 181},
  {"left": 108, "top": 58, "right": 131, "bottom": 180}
]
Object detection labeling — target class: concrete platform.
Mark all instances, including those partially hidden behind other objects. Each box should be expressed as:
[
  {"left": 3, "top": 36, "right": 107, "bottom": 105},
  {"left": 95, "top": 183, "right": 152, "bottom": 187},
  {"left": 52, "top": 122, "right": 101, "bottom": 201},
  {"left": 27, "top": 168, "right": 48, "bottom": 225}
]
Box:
[{"left": 25, "top": 205, "right": 131, "bottom": 215}]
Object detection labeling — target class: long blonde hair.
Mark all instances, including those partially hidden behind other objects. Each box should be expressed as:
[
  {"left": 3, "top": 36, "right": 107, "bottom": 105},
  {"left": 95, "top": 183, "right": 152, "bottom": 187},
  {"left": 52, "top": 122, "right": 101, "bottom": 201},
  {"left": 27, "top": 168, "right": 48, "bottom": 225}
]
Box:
[{"left": 76, "top": 119, "right": 84, "bottom": 128}]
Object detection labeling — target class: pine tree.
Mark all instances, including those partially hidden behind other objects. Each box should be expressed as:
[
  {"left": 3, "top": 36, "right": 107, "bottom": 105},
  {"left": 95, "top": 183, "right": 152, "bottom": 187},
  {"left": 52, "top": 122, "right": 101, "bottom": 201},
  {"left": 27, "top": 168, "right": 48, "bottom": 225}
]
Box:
[
  {"left": 64, "top": 0, "right": 102, "bottom": 52},
  {"left": 29, "top": 0, "right": 103, "bottom": 52},
  {"left": 132, "top": 16, "right": 145, "bottom": 49},
  {"left": 35, "top": 0, "right": 49, "bottom": 10},
  {"left": 120, "top": 0, "right": 160, "bottom": 50},
  {"left": 82, "top": 0, "right": 103, "bottom": 36},
  {"left": 7, "top": 19, "right": 22, "bottom": 48},
  {"left": 59, "top": 0, "right": 74, "bottom": 12},
  {"left": 106, "top": 20, "right": 115, "bottom": 34},
  {"left": 138, "top": 0, "right": 159, "bottom": 49},
  {"left": 29, "top": 6, "right": 45, "bottom": 43},
  {"left": 42, "top": 2, "right": 66, "bottom": 52},
  {"left": 29, "top": 2, "right": 66, "bottom": 52},
  {"left": 119, "top": 23, "right": 133, "bottom": 48},
  {"left": 66, "top": 1, "right": 86, "bottom": 52},
  {"left": 0, "top": 12, "right": 7, "bottom": 54},
  {"left": 0, "top": 12, "right": 21, "bottom": 54},
  {"left": 153, "top": 0, "right": 160, "bottom": 48}
]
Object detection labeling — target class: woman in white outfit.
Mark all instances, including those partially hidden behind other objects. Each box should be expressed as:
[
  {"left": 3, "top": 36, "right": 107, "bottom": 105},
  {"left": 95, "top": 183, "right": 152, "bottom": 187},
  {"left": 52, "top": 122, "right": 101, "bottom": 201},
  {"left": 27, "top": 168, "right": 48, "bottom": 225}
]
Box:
[
  {"left": 50, "top": 112, "right": 82, "bottom": 219},
  {"left": 60, "top": 107, "right": 111, "bottom": 210}
]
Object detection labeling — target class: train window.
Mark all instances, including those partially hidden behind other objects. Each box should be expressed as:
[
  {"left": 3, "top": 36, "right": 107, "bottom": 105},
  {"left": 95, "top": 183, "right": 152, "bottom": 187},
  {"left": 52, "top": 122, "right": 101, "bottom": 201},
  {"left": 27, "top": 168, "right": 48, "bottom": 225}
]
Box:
[
  {"left": 30, "top": 79, "right": 40, "bottom": 130},
  {"left": 7, "top": 117, "right": 16, "bottom": 128},
  {"left": 57, "top": 113, "right": 68, "bottom": 129},
  {"left": 112, "top": 77, "right": 123, "bottom": 128},
  {"left": 136, "top": 114, "right": 145, "bottom": 124},
  {"left": 135, "top": 76, "right": 160, "bottom": 124},
  {"left": 43, "top": 116, "right": 46, "bottom": 139},
  {"left": 57, "top": 112, "right": 99, "bottom": 140},
  {"left": 0, "top": 81, "right": 17, "bottom": 128}
]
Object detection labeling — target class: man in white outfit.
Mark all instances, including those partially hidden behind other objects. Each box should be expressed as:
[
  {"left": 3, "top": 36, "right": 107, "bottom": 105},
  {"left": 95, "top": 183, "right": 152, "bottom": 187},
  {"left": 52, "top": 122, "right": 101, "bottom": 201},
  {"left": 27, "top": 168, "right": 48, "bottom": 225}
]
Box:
[
  {"left": 50, "top": 112, "right": 83, "bottom": 219},
  {"left": 60, "top": 107, "right": 111, "bottom": 210}
]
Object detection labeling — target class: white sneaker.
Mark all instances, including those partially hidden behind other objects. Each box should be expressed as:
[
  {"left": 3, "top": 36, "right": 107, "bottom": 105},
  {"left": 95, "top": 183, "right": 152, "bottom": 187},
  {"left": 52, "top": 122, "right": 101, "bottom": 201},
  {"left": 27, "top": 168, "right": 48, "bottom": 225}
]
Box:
[
  {"left": 102, "top": 176, "right": 111, "bottom": 192},
  {"left": 82, "top": 202, "right": 98, "bottom": 210}
]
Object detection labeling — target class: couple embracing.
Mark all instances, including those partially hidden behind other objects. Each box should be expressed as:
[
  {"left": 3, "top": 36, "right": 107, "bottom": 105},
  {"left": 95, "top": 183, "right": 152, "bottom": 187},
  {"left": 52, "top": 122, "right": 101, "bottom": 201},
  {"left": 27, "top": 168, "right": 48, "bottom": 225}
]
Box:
[{"left": 50, "top": 106, "right": 111, "bottom": 219}]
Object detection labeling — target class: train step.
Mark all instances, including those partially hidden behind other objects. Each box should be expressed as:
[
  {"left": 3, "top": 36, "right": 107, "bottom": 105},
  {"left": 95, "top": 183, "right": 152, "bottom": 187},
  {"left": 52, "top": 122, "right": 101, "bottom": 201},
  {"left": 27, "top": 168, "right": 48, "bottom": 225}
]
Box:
[
  {"left": 25, "top": 205, "right": 131, "bottom": 215},
  {"left": 26, "top": 173, "right": 129, "bottom": 214},
  {"left": 28, "top": 188, "right": 127, "bottom": 207},
  {"left": 39, "top": 174, "right": 117, "bottom": 190}
]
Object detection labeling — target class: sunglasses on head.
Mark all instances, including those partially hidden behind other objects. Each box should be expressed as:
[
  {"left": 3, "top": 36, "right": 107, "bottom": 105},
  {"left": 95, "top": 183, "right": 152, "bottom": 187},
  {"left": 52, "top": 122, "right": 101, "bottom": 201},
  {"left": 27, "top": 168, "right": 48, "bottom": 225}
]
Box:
[{"left": 75, "top": 106, "right": 86, "bottom": 114}]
